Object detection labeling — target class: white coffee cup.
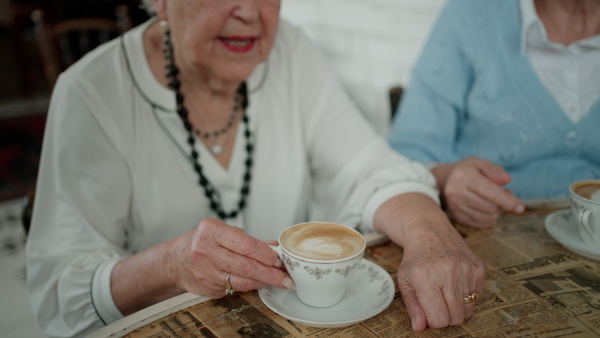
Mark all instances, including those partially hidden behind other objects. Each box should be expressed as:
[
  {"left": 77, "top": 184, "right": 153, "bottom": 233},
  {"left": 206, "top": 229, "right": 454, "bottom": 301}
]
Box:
[
  {"left": 569, "top": 179, "right": 600, "bottom": 246},
  {"left": 270, "top": 222, "right": 366, "bottom": 308}
]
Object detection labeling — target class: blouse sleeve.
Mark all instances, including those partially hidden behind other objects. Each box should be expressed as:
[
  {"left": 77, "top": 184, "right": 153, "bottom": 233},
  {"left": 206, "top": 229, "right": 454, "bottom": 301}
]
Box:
[
  {"left": 387, "top": 0, "right": 474, "bottom": 165},
  {"left": 25, "top": 70, "right": 132, "bottom": 337},
  {"left": 289, "top": 31, "right": 439, "bottom": 233}
]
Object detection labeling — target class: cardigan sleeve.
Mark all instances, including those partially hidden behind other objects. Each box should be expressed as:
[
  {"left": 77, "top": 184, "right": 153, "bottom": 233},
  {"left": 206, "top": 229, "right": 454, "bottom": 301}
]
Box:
[
  {"left": 25, "top": 70, "right": 131, "bottom": 337},
  {"left": 387, "top": 0, "right": 475, "bottom": 165},
  {"left": 288, "top": 30, "right": 440, "bottom": 232}
]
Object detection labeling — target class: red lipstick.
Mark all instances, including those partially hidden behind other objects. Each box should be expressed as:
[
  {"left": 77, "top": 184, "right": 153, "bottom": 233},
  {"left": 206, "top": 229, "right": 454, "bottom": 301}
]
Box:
[{"left": 219, "top": 36, "right": 257, "bottom": 53}]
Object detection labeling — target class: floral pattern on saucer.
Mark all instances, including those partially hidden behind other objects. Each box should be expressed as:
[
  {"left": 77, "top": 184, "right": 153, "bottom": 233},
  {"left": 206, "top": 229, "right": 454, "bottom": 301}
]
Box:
[
  {"left": 368, "top": 266, "right": 385, "bottom": 283},
  {"left": 258, "top": 259, "right": 394, "bottom": 328}
]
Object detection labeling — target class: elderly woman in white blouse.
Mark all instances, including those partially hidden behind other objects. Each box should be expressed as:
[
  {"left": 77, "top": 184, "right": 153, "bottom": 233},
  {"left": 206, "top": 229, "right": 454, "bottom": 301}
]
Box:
[{"left": 25, "top": 0, "right": 484, "bottom": 336}]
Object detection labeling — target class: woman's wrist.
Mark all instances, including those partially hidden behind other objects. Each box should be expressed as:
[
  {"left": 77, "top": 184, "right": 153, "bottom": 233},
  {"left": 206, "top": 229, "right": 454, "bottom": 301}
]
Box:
[
  {"left": 373, "top": 193, "right": 451, "bottom": 247},
  {"left": 110, "top": 237, "right": 186, "bottom": 315}
]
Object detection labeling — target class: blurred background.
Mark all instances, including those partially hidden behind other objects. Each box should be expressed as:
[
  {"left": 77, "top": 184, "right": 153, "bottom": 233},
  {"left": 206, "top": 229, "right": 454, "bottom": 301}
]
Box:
[
  {"left": 0, "top": 0, "right": 445, "bottom": 336},
  {"left": 0, "top": 0, "right": 149, "bottom": 202}
]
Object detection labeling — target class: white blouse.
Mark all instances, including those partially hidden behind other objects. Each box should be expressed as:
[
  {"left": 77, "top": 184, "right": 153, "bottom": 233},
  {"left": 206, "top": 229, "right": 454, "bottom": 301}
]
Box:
[{"left": 25, "top": 19, "right": 438, "bottom": 337}]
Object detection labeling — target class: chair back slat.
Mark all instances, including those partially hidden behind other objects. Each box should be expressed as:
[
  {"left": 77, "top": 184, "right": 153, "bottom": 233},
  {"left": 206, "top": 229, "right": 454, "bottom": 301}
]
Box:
[
  {"left": 31, "top": 9, "right": 61, "bottom": 89},
  {"left": 57, "top": 34, "right": 75, "bottom": 68},
  {"left": 31, "top": 5, "right": 132, "bottom": 89}
]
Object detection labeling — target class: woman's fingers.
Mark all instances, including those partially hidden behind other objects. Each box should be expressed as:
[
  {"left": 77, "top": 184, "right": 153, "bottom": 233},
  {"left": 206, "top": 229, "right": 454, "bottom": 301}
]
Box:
[
  {"left": 226, "top": 273, "right": 269, "bottom": 293},
  {"left": 415, "top": 284, "right": 450, "bottom": 328},
  {"left": 200, "top": 272, "right": 270, "bottom": 299},
  {"left": 444, "top": 287, "right": 466, "bottom": 326},
  {"left": 209, "top": 243, "right": 292, "bottom": 289},
  {"left": 465, "top": 267, "right": 486, "bottom": 319},
  {"left": 445, "top": 262, "right": 480, "bottom": 325},
  {"left": 399, "top": 223, "right": 486, "bottom": 331},
  {"left": 471, "top": 178, "right": 524, "bottom": 214},
  {"left": 444, "top": 160, "right": 517, "bottom": 228},
  {"left": 397, "top": 279, "right": 427, "bottom": 332},
  {"left": 402, "top": 263, "right": 484, "bottom": 330},
  {"left": 446, "top": 188, "right": 500, "bottom": 227},
  {"left": 446, "top": 158, "right": 524, "bottom": 218},
  {"left": 202, "top": 220, "right": 280, "bottom": 268},
  {"left": 174, "top": 218, "right": 292, "bottom": 298},
  {"left": 262, "top": 240, "right": 283, "bottom": 267},
  {"left": 451, "top": 201, "right": 500, "bottom": 228}
]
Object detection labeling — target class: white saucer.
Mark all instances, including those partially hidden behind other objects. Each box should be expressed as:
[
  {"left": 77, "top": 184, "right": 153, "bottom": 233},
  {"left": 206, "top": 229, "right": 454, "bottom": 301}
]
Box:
[
  {"left": 545, "top": 209, "right": 600, "bottom": 261},
  {"left": 258, "top": 259, "right": 394, "bottom": 328}
]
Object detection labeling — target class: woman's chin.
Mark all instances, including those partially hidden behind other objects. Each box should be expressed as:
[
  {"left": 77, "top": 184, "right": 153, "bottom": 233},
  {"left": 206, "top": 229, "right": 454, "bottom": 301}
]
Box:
[
  {"left": 210, "top": 58, "right": 264, "bottom": 81},
  {"left": 216, "top": 68, "right": 257, "bottom": 84}
]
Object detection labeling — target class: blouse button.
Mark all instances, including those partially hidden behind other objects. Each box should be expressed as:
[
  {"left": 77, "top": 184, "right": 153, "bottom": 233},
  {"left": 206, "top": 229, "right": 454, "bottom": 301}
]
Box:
[{"left": 564, "top": 131, "right": 580, "bottom": 148}]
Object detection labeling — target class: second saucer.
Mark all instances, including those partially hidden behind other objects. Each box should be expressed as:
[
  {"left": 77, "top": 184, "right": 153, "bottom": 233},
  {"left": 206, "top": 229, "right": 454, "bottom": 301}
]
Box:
[{"left": 545, "top": 209, "right": 600, "bottom": 261}]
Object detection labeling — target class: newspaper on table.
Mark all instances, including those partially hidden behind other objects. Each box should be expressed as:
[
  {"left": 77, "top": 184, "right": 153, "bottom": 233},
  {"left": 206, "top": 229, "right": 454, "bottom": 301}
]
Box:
[{"left": 124, "top": 205, "right": 600, "bottom": 338}]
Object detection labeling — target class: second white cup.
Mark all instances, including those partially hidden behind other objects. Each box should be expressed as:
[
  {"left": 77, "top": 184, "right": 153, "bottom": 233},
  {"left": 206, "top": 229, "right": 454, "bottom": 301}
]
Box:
[{"left": 570, "top": 179, "right": 600, "bottom": 246}]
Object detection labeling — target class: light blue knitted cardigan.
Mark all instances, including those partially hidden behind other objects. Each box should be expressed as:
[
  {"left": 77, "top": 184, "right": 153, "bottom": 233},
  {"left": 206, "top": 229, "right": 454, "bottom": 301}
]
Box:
[{"left": 388, "top": 0, "right": 600, "bottom": 199}]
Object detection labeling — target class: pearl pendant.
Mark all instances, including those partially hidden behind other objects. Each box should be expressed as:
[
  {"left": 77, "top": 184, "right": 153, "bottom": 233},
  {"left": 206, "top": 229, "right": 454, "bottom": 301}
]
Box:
[{"left": 211, "top": 143, "right": 223, "bottom": 155}]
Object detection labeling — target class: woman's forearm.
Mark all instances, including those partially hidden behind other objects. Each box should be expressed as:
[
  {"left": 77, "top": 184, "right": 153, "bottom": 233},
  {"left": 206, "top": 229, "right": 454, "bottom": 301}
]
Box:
[
  {"left": 110, "top": 235, "right": 185, "bottom": 316},
  {"left": 372, "top": 192, "right": 454, "bottom": 247}
]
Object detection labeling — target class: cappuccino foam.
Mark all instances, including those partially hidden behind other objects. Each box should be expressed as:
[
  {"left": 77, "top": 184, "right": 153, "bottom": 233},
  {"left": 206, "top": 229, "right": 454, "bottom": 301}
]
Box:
[
  {"left": 280, "top": 222, "right": 364, "bottom": 260},
  {"left": 574, "top": 182, "right": 600, "bottom": 203}
]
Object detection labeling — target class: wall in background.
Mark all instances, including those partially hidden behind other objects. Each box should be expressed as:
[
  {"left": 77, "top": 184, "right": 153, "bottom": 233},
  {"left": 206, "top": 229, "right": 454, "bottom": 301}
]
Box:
[{"left": 280, "top": 0, "right": 446, "bottom": 135}]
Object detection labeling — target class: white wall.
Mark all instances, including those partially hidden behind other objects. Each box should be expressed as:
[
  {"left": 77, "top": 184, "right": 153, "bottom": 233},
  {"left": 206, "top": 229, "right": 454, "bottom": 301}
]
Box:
[{"left": 280, "top": 0, "right": 446, "bottom": 135}]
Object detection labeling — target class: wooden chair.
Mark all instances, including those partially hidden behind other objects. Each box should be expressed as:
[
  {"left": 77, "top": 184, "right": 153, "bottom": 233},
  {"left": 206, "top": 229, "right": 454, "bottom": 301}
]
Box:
[
  {"left": 22, "top": 6, "right": 132, "bottom": 235},
  {"left": 30, "top": 5, "right": 132, "bottom": 89}
]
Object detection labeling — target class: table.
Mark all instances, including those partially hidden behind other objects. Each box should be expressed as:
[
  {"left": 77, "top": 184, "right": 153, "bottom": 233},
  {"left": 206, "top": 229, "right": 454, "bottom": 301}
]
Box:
[{"left": 89, "top": 199, "right": 600, "bottom": 337}]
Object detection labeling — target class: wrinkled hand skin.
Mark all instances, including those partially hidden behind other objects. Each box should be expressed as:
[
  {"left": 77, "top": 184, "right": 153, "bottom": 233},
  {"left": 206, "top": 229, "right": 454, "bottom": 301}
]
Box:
[
  {"left": 373, "top": 193, "right": 486, "bottom": 332},
  {"left": 432, "top": 157, "right": 525, "bottom": 228},
  {"left": 398, "top": 222, "right": 486, "bottom": 332},
  {"left": 167, "top": 218, "right": 289, "bottom": 299}
]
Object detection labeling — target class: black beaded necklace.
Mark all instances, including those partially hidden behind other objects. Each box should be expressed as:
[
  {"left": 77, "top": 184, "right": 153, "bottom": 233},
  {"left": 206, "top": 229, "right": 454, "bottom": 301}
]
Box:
[{"left": 163, "top": 27, "right": 254, "bottom": 220}]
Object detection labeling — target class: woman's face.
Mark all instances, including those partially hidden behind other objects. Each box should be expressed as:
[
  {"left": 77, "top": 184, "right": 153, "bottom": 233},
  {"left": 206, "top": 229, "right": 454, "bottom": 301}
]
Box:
[{"left": 156, "top": 0, "right": 280, "bottom": 83}]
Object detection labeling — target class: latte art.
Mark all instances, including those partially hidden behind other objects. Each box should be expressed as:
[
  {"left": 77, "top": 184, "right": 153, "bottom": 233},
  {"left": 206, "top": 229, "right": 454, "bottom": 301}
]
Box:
[
  {"left": 574, "top": 182, "right": 600, "bottom": 202},
  {"left": 281, "top": 222, "right": 364, "bottom": 260}
]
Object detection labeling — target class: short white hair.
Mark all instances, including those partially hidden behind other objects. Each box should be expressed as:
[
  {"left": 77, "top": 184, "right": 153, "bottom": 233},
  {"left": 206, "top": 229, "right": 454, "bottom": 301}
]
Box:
[{"left": 141, "top": 0, "right": 156, "bottom": 15}]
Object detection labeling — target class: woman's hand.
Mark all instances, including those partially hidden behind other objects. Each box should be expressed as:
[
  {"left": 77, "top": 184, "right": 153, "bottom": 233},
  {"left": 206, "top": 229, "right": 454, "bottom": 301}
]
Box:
[
  {"left": 432, "top": 157, "right": 525, "bottom": 228},
  {"left": 373, "top": 193, "right": 485, "bottom": 332},
  {"left": 397, "top": 220, "right": 485, "bottom": 331},
  {"left": 111, "top": 218, "right": 292, "bottom": 316},
  {"left": 167, "top": 218, "right": 294, "bottom": 298}
]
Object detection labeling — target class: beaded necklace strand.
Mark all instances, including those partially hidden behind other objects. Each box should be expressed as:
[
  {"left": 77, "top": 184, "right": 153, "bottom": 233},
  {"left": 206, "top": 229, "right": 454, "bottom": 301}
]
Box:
[
  {"left": 163, "top": 28, "right": 254, "bottom": 219},
  {"left": 194, "top": 106, "right": 240, "bottom": 155}
]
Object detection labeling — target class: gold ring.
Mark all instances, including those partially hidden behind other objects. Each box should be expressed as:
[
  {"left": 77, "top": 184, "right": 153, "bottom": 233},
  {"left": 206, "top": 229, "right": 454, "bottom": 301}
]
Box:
[
  {"left": 463, "top": 292, "right": 478, "bottom": 304},
  {"left": 225, "top": 273, "right": 234, "bottom": 295}
]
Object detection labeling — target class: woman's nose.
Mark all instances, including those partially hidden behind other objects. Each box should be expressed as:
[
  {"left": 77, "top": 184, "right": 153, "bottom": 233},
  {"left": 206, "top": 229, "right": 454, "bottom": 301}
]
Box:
[{"left": 232, "top": 0, "right": 259, "bottom": 23}]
